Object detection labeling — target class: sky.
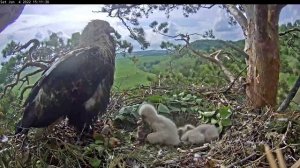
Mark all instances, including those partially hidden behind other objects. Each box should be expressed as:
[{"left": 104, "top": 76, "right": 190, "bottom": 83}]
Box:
[{"left": 0, "top": 4, "right": 299, "bottom": 54}]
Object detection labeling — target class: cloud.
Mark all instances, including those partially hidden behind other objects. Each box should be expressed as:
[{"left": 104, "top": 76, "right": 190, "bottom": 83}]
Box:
[
  {"left": 0, "top": 4, "right": 299, "bottom": 55},
  {"left": 212, "top": 9, "right": 243, "bottom": 40},
  {"left": 214, "top": 18, "right": 237, "bottom": 32},
  {"left": 279, "top": 5, "right": 300, "bottom": 25}
]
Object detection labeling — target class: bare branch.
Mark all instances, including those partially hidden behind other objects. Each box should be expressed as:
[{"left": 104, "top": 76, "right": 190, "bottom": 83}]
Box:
[
  {"left": 201, "top": 4, "right": 215, "bottom": 9},
  {"left": 116, "top": 13, "right": 148, "bottom": 49},
  {"left": 292, "top": 158, "right": 300, "bottom": 168},
  {"left": 0, "top": 62, "right": 47, "bottom": 99},
  {"left": 20, "top": 68, "right": 44, "bottom": 82},
  {"left": 227, "top": 153, "right": 257, "bottom": 168},
  {"left": 219, "top": 40, "right": 249, "bottom": 59},
  {"left": 187, "top": 46, "right": 235, "bottom": 83},
  {"left": 154, "top": 28, "right": 236, "bottom": 83},
  {"left": 279, "top": 27, "right": 300, "bottom": 36},
  {"left": 19, "top": 84, "right": 34, "bottom": 101},
  {"left": 277, "top": 75, "right": 300, "bottom": 112},
  {"left": 223, "top": 65, "right": 248, "bottom": 93},
  {"left": 17, "top": 76, "right": 29, "bottom": 90},
  {"left": 225, "top": 5, "right": 248, "bottom": 34}
]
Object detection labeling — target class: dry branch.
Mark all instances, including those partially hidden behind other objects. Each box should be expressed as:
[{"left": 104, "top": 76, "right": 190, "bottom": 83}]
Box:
[
  {"left": 265, "top": 144, "right": 278, "bottom": 168},
  {"left": 277, "top": 75, "right": 300, "bottom": 112},
  {"left": 219, "top": 40, "right": 249, "bottom": 59},
  {"left": 223, "top": 65, "right": 248, "bottom": 93},
  {"left": 187, "top": 46, "right": 235, "bottom": 83},
  {"left": 275, "top": 148, "right": 287, "bottom": 168},
  {"left": 227, "top": 153, "right": 257, "bottom": 168},
  {"left": 291, "top": 158, "right": 300, "bottom": 168}
]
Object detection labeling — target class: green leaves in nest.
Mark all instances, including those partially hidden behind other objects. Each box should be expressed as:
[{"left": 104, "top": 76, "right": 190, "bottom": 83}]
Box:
[
  {"left": 89, "top": 158, "right": 101, "bottom": 168},
  {"left": 114, "top": 104, "right": 141, "bottom": 130},
  {"left": 115, "top": 104, "right": 140, "bottom": 124},
  {"left": 199, "top": 105, "right": 233, "bottom": 132},
  {"left": 157, "top": 103, "right": 170, "bottom": 114},
  {"left": 114, "top": 101, "right": 172, "bottom": 130},
  {"left": 146, "top": 95, "right": 164, "bottom": 103},
  {"left": 114, "top": 91, "right": 232, "bottom": 133}
]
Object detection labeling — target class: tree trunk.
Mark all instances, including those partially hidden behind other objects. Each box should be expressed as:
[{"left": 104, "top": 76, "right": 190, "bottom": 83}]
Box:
[{"left": 245, "top": 5, "right": 282, "bottom": 108}]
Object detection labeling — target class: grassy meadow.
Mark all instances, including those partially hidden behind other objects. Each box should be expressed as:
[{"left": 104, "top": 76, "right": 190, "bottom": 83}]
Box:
[{"left": 113, "top": 56, "right": 166, "bottom": 90}]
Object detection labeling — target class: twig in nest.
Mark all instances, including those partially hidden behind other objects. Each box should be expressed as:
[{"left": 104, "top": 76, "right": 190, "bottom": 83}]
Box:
[
  {"left": 227, "top": 153, "right": 257, "bottom": 168},
  {"left": 291, "top": 158, "right": 300, "bottom": 168},
  {"left": 275, "top": 148, "right": 286, "bottom": 168},
  {"left": 264, "top": 144, "right": 278, "bottom": 168},
  {"left": 265, "top": 145, "right": 290, "bottom": 168},
  {"left": 281, "top": 121, "right": 291, "bottom": 145},
  {"left": 177, "top": 143, "right": 209, "bottom": 153}
]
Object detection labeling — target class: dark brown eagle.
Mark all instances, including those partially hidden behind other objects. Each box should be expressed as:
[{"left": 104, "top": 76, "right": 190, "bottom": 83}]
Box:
[{"left": 15, "top": 20, "right": 116, "bottom": 134}]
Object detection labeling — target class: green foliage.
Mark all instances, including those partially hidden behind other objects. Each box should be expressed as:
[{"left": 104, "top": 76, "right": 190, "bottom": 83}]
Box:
[
  {"left": 46, "top": 33, "right": 63, "bottom": 48},
  {"left": 0, "top": 91, "right": 21, "bottom": 133},
  {"left": 114, "top": 90, "right": 233, "bottom": 133},
  {"left": 157, "top": 103, "right": 170, "bottom": 114},
  {"left": 113, "top": 104, "right": 141, "bottom": 131},
  {"left": 67, "top": 32, "right": 81, "bottom": 49},
  {"left": 0, "top": 56, "right": 18, "bottom": 85},
  {"left": 199, "top": 106, "right": 233, "bottom": 132},
  {"left": 190, "top": 39, "right": 244, "bottom": 52},
  {"left": 1, "top": 40, "right": 18, "bottom": 58},
  {"left": 102, "top": 5, "right": 214, "bottom": 49},
  {"left": 277, "top": 20, "right": 300, "bottom": 110}
]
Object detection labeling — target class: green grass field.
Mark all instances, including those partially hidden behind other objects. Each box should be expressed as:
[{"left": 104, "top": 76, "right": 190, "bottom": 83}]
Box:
[{"left": 114, "top": 57, "right": 156, "bottom": 90}]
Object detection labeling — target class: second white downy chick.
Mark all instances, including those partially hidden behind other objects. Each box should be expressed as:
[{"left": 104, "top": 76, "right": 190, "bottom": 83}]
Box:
[{"left": 178, "top": 124, "right": 219, "bottom": 145}]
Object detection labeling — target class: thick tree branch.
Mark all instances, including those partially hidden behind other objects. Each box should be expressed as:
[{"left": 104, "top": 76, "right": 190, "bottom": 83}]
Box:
[
  {"left": 225, "top": 4, "right": 248, "bottom": 34},
  {"left": 223, "top": 65, "right": 248, "bottom": 93},
  {"left": 277, "top": 75, "right": 300, "bottom": 112},
  {"left": 16, "top": 39, "right": 40, "bottom": 62}
]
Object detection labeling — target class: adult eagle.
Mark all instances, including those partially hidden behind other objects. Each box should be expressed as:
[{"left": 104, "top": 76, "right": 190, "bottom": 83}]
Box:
[{"left": 15, "top": 20, "right": 116, "bottom": 134}]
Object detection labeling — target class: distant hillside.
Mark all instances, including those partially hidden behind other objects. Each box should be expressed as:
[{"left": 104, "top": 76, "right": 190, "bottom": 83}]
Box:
[
  {"left": 131, "top": 50, "right": 168, "bottom": 56},
  {"left": 190, "top": 39, "right": 244, "bottom": 52},
  {"left": 116, "top": 40, "right": 245, "bottom": 58},
  {"left": 117, "top": 50, "right": 168, "bottom": 58}
]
